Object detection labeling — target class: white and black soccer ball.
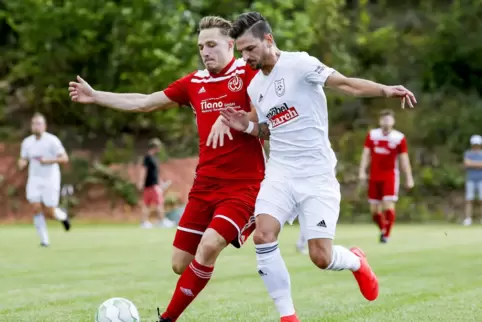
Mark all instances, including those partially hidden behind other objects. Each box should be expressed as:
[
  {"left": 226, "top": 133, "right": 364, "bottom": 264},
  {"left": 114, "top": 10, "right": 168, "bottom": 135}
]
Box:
[{"left": 95, "top": 297, "right": 140, "bottom": 322}]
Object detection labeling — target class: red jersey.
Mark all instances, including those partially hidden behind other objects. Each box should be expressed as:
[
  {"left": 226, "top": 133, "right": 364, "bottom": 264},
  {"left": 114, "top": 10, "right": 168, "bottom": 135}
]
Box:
[
  {"left": 364, "top": 128, "right": 408, "bottom": 181},
  {"left": 164, "top": 58, "right": 265, "bottom": 181}
]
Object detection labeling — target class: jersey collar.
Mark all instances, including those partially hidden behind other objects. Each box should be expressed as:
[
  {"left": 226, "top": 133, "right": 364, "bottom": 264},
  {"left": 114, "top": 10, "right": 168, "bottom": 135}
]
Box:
[{"left": 210, "top": 57, "right": 235, "bottom": 76}]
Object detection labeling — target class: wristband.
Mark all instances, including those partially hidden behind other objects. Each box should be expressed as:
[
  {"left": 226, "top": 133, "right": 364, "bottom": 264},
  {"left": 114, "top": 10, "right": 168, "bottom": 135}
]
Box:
[{"left": 244, "top": 121, "right": 254, "bottom": 134}]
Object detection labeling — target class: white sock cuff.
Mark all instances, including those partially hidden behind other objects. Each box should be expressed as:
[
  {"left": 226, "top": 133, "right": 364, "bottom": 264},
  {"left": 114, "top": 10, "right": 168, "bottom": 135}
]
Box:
[{"left": 255, "top": 241, "right": 279, "bottom": 254}]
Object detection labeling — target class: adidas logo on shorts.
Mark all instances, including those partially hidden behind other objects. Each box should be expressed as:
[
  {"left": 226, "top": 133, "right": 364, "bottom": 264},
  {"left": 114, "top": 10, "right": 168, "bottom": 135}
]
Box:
[{"left": 317, "top": 220, "right": 327, "bottom": 228}]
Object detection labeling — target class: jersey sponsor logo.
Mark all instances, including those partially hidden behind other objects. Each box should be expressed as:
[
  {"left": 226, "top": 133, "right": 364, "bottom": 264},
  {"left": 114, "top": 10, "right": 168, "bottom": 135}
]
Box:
[
  {"left": 228, "top": 75, "right": 243, "bottom": 92},
  {"left": 200, "top": 98, "right": 239, "bottom": 113},
  {"left": 266, "top": 103, "right": 299, "bottom": 128},
  {"left": 374, "top": 146, "right": 391, "bottom": 155},
  {"left": 274, "top": 78, "right": 285, "bottom": 97}
]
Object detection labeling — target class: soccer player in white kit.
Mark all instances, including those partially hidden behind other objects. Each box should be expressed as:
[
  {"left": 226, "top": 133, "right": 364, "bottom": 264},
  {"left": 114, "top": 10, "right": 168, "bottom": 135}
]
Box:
[
  {"left": 18, "top": 113, "right": 71, "bottom": 247},
  {"left": 222, "top": 12, "right": 417, "bottom": 322}
]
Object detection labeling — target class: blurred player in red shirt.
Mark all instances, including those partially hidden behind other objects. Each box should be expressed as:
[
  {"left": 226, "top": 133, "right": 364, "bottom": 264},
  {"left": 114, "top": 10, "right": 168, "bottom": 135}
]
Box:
[
  {"left": 69, "top": 16, "right": 264, "bottom": 322},
  {"left": 359, "top": 109, "right": 414, "bottom": 243}
]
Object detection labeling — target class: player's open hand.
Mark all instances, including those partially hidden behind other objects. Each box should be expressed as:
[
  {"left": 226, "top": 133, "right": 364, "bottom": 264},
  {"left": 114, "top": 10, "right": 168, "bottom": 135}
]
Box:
[
  {"left": 220, "top": 107, "right": 250, "bottom": 132},
  {"left": 69, "top": 76, "right": 96, "bottom": 104},
  {"left": 383, "top": 85, "right": 417, "bottom": 109},
  {"left": 207, "top": 115, "right": 233, "bottom": 149}
]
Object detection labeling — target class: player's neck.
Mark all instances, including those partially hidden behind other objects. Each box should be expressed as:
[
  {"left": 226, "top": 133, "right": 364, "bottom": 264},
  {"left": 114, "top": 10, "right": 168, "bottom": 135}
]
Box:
[
  {"left": 261, "top": 48, "right": 281, "bottom": 75},
  {"left": 34, "top": 133, "right": 43, "bottom": 140},
  {"left": 210, "top": 57, "right": 234, "bottom": 75},
  {"left": 381, "top": 128, "right": 392, "bottom": 135}
]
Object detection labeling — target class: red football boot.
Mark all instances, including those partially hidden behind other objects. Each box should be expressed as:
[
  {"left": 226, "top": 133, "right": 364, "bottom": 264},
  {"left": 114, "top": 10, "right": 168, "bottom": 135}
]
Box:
[
  {"left": 280, "top": 313, "right": 300, "bottom": 322},
  {"left": 350, "top": 247, "right": 379, "bottom": 301}
]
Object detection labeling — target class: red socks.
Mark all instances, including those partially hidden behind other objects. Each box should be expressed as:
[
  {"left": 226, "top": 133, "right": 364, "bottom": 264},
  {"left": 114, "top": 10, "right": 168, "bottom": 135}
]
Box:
[
  {"left": 162, "top": 259, "right": 214, "bottom": 321},
  {"left": 372, "top": 212, "right": 385, "bottom": 231},
  {"left": 383, "top": 209, "right": 396, "bottom": 238}
]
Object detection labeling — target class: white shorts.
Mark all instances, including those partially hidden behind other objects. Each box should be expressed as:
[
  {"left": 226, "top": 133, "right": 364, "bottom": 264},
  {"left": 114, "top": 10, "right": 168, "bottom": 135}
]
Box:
[
  {"left": 26, "top": 181, "right": 60, "bottom": 208},
  {"left": 255, "top": 170, "right": 340, "bottom": 240}
]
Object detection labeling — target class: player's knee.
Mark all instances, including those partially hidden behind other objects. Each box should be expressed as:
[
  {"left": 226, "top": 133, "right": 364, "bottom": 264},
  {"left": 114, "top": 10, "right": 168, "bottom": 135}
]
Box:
[
  {"left": 382, "top": 200, "right": 395, "bottom": 210},
  {"left": 369, "top": 203, "right": 380, "bottom": 214},
  {"left": 253, "top": 214, "right": 280, "bottom": 245},
  {"left": 171, "top": 261, "right": 186, "bottom": 275},
  {"left": 32, "top": 203, "right": 42, "bottom": 213},
  {"left": 196, "top": 229, "right": 226, "bottom": 264},
  {"left": 171, "top": 247, "right": 193, "bottom": 275},
  {"left": 253, "top": 229, "right": 277, "bottom": 245}
]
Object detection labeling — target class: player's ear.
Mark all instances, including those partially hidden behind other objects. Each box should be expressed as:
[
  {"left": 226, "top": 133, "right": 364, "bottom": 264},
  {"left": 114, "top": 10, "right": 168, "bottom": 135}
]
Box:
[
  {"left": 228, "top": 39, "right": 234, "bottom": 51},
  {"left": 264, "top": 33, "right": 274, "bottom": 47}
]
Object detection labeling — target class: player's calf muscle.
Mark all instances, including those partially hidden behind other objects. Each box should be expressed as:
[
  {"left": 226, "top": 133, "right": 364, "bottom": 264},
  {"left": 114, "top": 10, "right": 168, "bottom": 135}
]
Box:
[{"left": 308, "top": 239, "right": 333, "bottom": 269}]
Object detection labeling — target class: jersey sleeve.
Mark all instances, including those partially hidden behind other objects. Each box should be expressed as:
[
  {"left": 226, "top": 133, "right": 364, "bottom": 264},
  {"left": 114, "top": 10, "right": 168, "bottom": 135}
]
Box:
[
  {"left": 51, "top": 136, "right": 66, "bottom": 155},
  {"left": 300, "top": 54, "right": 336, "bottom": 86},
  {"left": 398, "top": 136, "right": 408, "bottom": 153},
  {"left": 142, "top": 155, "right": 148, "bottom": 167},
  {"left": 364, "top": 132, "right": 373, "bottom": 149},
  {"left": 163, "top": 73, "right": 192, "bottom": 106}
]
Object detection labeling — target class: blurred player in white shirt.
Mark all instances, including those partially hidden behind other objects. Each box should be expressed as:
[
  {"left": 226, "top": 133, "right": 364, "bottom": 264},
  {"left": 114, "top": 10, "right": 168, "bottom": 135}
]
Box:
[
  {"left": 222, "top": 12, "right": 417, "bottom": 322},
  {"left": 18, "top": 113, "right": 71, "bottom": 247}
]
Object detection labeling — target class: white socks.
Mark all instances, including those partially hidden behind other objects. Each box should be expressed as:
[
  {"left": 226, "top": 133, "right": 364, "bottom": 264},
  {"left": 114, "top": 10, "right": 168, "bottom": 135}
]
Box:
[
  {"left": 255, "top": 242, "right": 295, "bottom": 317},
  {"left": 326, "top": 245, "right": 361, "bottom": 272},
  {"left": 33, "top": 213, "right": 49, "bottom": 245}
]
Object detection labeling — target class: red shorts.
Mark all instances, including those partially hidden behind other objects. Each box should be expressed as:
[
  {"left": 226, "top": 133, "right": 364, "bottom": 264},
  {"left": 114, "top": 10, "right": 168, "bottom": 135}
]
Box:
[
  {"left": 143, "top": 185, "right": 163, "bottom": 206},
  {"left": 173, "top": 177, "right": 260, "bottom": 255},
  {"left": 368, "top": 176, "right": 399, "bottom": 203}
]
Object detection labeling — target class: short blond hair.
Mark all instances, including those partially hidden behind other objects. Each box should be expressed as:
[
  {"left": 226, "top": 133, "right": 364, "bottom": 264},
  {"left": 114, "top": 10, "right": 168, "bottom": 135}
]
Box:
[{"left": 198, "top": 16, "right": 232, "bottom": 36}]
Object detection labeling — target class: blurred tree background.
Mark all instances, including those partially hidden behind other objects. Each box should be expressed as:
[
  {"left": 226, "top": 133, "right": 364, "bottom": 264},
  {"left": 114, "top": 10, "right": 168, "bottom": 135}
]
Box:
[{"left": 0, "top": 0, "right": 481, "bottom": 221}]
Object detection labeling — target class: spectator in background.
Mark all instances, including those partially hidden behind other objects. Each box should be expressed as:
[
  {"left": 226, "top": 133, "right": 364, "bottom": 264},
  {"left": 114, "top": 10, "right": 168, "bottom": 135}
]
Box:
[
  {"left": 137, "top": 138, "right": 174, "bottom": 228},
  {"left": 463, "top": 134, "right": 482, "bottom": 226}
]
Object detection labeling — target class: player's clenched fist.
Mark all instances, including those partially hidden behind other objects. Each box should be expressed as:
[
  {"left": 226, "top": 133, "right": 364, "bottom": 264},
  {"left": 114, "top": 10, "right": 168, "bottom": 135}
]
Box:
[{"left": 69, "top": 76, "right": 96, "bottom": 104}]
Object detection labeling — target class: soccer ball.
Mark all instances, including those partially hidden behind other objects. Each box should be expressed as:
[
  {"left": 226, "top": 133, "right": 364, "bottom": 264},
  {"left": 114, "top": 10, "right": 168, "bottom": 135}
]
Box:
[{"left": 95, "top": 297, "right": 141, "bottom": 322}]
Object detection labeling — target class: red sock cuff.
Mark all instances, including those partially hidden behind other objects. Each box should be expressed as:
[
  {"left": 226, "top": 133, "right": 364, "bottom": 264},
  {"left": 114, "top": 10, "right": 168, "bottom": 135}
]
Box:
[{"left": 189, "top": 259, "right": 214, "bottom": 279}]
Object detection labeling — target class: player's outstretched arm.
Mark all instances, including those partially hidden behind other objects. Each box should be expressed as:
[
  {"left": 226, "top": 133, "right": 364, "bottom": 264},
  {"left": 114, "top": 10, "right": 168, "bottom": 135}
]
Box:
[
  {"left": 325, "top": 72, "right": 417, "bottom": 108},
  {"left": 69, "top": 76, "right": 176, "bottom": 112}
]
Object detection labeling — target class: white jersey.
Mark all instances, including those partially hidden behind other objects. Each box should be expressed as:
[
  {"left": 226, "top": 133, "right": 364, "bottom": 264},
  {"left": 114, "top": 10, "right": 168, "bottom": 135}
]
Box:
[
  {"left": 20, "top": 132, "right": 65, "bottom": 188},
  {"left": 248, "top": 51, "right": 337, "bottom": 178}
]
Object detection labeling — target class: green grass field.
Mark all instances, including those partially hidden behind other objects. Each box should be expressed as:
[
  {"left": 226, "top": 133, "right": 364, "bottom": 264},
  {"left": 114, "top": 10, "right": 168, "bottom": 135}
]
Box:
[{"left": 1, "top": 224, "right": 481, "bottom": 322}]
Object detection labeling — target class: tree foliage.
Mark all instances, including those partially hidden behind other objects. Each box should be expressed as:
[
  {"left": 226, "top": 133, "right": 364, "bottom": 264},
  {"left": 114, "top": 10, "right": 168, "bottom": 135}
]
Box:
[{"left": 0, "top": 0, "right": 480, "bottom": 217}]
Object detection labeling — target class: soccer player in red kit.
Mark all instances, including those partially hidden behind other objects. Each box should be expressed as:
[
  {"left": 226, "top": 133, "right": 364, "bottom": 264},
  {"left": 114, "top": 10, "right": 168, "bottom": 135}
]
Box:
[
  {"left": 359, "top": 109, "right": 414, "bottom": 243},
  {"left": 68, "top": 16, "right": 264, "bottom": 321}
]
